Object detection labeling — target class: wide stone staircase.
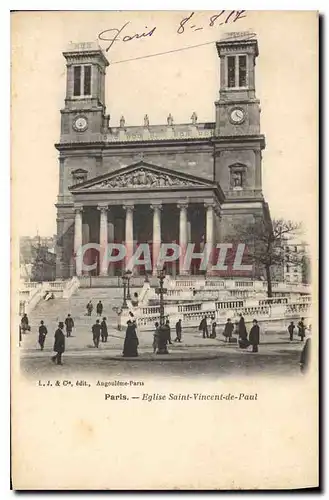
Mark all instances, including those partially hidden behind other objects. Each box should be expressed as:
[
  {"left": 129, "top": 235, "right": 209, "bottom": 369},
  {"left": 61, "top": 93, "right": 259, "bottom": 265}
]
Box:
[{"left": 21, "top": 287, "right": 129, "bottom": 352}]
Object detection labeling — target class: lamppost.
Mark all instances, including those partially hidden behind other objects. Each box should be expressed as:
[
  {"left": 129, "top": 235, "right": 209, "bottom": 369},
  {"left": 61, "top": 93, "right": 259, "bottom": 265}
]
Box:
[
  {"left": 155, "top": 268, "right": 168, "bottom": 354},
  {"left": 121, "top": 272, "right": 128, "bottom": 309},
  {"left": 126, "top": 269, "right": 132, "bottom": 300}
]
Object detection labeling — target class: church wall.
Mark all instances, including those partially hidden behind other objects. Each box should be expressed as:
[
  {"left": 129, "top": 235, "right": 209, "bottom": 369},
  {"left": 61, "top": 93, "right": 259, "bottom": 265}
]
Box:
[
  {"left": 101, "top": 149, "right": 214, "bottom": 181},
  {"left": 214, "top": 149, "right": 256, "bottom": 192},
  {"left": 62, "top": 156, "right": 97, "bottom": 197}
]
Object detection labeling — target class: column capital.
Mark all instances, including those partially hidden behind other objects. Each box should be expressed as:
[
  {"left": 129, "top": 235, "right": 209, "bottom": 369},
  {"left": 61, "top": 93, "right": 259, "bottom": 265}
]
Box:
[
  {"left": 150, "top": 203, "right": 162, "bottom": 211},
  {"left": 97, "top": 203, "right": 108, "bottom": 213},
  {"left": 123, "top": 204, "right": 134, "bottom": 212},
  {"left": 177, "top": 201, "right": 188, "bottom": 210},
  {"left": 204, "top": 201, "right": 215, "bottom": 210},
  {"left": 73, "top": 203, "right": 83, "bottom": 213}
]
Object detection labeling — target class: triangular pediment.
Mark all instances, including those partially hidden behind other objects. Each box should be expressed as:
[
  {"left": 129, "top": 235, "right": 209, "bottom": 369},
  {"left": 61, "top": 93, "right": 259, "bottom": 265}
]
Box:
[{"left": 69, "top": 161, "right": 217, "bottom": 192}]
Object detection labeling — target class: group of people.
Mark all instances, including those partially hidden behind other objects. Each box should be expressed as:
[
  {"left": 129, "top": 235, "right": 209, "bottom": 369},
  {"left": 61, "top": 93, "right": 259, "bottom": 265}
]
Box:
[
  {"left": 198, "top": 314, "right": 260, "bottom": 352},
  {"left": 86, "top": 300, "right": 104, "bottom": 317},
  {"left": 122, "top": 318, "right": 183, "bottom": 357},
  {"left": 288, "top": 318, "right": 307, "bottom": 341}
]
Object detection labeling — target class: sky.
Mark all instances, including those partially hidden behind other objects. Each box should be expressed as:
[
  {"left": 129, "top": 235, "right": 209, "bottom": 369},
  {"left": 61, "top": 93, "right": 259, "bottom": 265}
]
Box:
[{"left": 11, "top": 11, "right": 318, "bottom": 243}]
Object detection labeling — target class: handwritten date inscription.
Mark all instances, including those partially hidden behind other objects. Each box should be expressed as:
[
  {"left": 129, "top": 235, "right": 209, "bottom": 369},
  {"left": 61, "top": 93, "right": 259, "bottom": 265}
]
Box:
[{"left": 98, "top": 11, "right": 247, "bottom": 53}]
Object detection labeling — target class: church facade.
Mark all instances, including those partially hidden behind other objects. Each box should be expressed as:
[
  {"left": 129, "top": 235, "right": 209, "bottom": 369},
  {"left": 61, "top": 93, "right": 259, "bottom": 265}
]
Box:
[{"left": 55, "top": 33, "right": 270, "bottom": 278}]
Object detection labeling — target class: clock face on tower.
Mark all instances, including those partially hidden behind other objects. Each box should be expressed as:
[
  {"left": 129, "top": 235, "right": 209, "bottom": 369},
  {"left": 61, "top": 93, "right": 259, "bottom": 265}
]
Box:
[
  {"left": 73, "top": 116, "right": 88, "bottom": 132},
  {"left": 230, "top": 108, "right": 245, "bottom": 124}
]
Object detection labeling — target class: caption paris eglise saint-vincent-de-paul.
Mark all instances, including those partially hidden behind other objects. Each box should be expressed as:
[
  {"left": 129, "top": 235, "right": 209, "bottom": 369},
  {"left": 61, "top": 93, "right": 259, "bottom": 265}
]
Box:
[{"left": 37, "top": 379, "right": 258, "bottom": 401}]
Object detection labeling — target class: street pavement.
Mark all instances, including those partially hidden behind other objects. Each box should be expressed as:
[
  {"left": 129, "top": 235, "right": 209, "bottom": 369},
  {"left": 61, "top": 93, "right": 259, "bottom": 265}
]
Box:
[{"left": 19, "top": 317, "right": 305, "bottom": 378}]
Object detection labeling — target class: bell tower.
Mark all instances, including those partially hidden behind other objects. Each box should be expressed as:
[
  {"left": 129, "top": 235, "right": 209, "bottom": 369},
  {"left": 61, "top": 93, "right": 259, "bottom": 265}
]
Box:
[
  {"left": 213, "top": 33, "right": 265, "bottom": 198},
  {"left": 60, "top": 42, "right": 109, "bottom": 142},
  {"left": 215, "top": 33, "right": 261, "bottom": 136}
]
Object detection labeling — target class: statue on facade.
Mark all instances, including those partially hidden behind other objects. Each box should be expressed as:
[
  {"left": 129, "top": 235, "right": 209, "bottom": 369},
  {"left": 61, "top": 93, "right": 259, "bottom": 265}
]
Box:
[
  {"left": 144, "top": 114, "right": 149, "bottom": 127},
  {"left": 233, "top": 172, "right": 242, "bottom": 187},
  {"left": 167, "top": 113, "right": 174, "bottom": 126},
  {"left": 119, "top": 115, "right": 125, "bottom": 128},
  {"left": 191, "top": 111, "right": 198, "bottom": 125}
]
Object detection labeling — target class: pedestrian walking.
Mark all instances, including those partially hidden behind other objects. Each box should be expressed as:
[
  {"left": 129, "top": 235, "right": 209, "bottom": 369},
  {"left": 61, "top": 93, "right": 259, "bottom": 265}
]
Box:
[
  {"left": 223, "top": 318, "right": 234, "bottom": 342},
  {"left": 175, "top": 319, "right": 182, "bottom": 342},
  {"left": 123, "top": 320, "right": 139, "bottom": 357},
  {"left": 153, "top": 322, "right": 159, "bottom": 353},
  {"left": 51, "top": 322, "right": 65, "bottom": 365},
  {"left": 38, "top": 320, "right": 47, "bottom": 350},
  {"left": 64, "top": 314, "right": 74, "bottom": 337},
  {"left": 210, "top": 317, "right": 217, "bottom": 339},
  {"left": 92, "top": 319, "right": 102, "bottom": 348},
  {"left": 96, "top": 300, "right": 103, "bottom": 317},
  {"left": 86, "top": 301, "right": 93, "bottom": 316},
  {"left": 238, "top": 313, "right": 248, "bottom": 341},
  {"left": 249, "top": 319, "right": 260, "bottom": 353},
  {"left": 288, "top": 321, "right": 295, "bottom": 341},
  {"left": 199, "top": 315, "right": 209, "bottom": 338},
  {"left": 298, "top": 318, "right": 306, "bottom": 341},
  {"left": 100, "top": 317, "right": 108, "bottom": 342}
]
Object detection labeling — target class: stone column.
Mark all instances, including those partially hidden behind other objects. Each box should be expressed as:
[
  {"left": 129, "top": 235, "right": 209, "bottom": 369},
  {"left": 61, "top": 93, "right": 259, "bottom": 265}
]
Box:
[
  {"left": 151, "top": 203, "right": 162, "bottom": 275},
  {"left": 107, "top": 216, "right": 115, "bottom": 276},
  {"left": 124, "top": 204, "right": 134, "bottom": 271},
  {"left": 74, "top": 204, "right": 83, "bottom": 276},
  {"left": 178, "top": 201, "right": 188, "bottom": 276},
  {"left": 98, "top": 204, "right": 108, "bottom": 276},
  {"left": 205, "top": 202, "right": 215, "bottom": 272}
]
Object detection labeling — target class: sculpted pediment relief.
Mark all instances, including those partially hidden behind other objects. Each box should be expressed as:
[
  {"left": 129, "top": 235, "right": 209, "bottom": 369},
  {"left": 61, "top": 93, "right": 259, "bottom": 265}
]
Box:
[{"left": 83, "top": 167, "right": 203, "bottom": 190}]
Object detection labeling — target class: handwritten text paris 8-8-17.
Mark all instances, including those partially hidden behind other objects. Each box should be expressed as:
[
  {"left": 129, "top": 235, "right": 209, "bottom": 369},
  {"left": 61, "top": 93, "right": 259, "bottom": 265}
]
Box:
[{"left": 98, "top": 11, "right": 247, "bottom": 54}]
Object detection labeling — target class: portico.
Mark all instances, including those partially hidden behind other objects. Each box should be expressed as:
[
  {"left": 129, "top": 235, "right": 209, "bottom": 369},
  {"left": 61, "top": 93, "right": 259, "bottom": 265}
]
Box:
[{"left": 70, "top": 161, "right": 224, "bottom": 277}]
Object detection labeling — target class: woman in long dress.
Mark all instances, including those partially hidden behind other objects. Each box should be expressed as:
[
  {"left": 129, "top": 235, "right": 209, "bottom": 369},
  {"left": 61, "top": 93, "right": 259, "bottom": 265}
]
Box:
[{"left": 123, "top": 320, "right": 139, "bottom": 357}]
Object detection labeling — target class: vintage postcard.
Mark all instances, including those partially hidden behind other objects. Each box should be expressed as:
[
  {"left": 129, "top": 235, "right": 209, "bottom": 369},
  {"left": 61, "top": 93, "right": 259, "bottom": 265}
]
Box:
[{"left": 11, "top": 10, "right": 319, "bottom": 490}]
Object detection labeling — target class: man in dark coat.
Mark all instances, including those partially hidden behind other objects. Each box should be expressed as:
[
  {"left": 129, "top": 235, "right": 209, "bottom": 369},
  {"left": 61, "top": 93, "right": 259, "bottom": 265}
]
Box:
[
  {"left": 249, "top": 319, "right": 260, "bottom": 353},
  {"left": 92, "top": 319, "right": 102, "bottom": 348},
  {"left": 164, "top": 319, "right": 172, "bottom": 345},
  {"left": 238, "top": 314, "right": 248, "bottom": 340},
  {"left": 288, "top": 321, "right": 295, "bottom": 341},
  {"left": 96, "top": 301, "right": 103, "bottom": 317},
  {"left": 300, "top": 337, "right": 311, "bottom": 373},
  {"left": 298, "top": 318, "right": 306, "bottom": 341},
  {"left": 38, "top": 320, "right": 47, "bottom": 350},
  {"left": 100, "top": 317, "right": 108, "bottom": 342},
  {"left": 175, "top": 319, "right": 182, "bottom": 342},
  {"left": 64, "top": 314, "right": 74, "bottom": 337},
  {"left": 123, "top": 320, "right": 139, "bottom": 357},
  {"left": 199, "top": 316, "right": 209, "bottom": 338},
  {"left": 223, "top": 318, "right": 234, "bottom": 342},
  {"left": 86, "top": 301, "right": 93, "bottom": 316},
  {"left": 51, "top": 322, "right": 65, "bottom": 365}
]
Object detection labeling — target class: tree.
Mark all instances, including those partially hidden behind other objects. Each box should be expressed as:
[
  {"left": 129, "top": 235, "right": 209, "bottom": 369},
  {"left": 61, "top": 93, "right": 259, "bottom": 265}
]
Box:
[{"left": 232, "top": 218, "right": 302, "bottom": 297}]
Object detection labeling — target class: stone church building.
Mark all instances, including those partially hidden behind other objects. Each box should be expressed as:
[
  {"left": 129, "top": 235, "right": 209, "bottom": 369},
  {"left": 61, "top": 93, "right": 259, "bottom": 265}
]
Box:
[{"left": 55, "top": 33, "right": 270, "bottom": 278}]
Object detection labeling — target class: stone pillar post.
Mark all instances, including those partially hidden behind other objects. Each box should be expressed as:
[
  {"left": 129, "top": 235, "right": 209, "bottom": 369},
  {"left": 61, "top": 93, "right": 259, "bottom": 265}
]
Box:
[
  {"left": 254, "top": 150, "right": 262, "bottom": 191},
  {"left": 74, "top": 204, "right": 83, "bottom": 276},
  {"left": 151, "top": 203, "right": 162, "bottom": 275},
  {"left": 205, "top": 202, "right": 215, "bottom": 272},
  {"left": 178, "top": 201, "right": 188, "bottom": 276},
  {"left": 124, "top": 204, "right": 134, "bottom": 271},
  {"left": 98, "top": 204, "right": 108, "bottom": 276}
]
